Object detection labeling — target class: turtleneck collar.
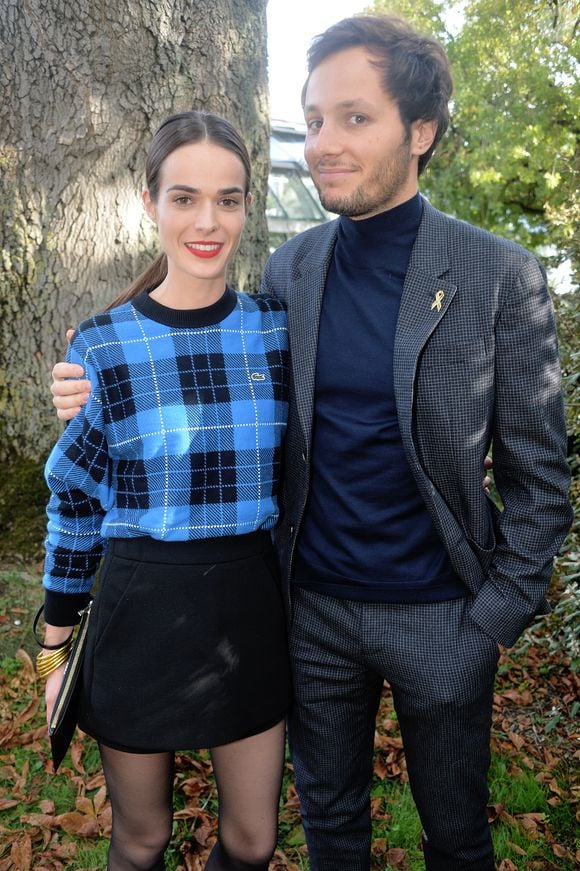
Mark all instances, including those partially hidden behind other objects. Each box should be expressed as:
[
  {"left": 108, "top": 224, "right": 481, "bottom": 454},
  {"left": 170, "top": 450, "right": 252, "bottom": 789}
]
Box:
[
  {"left": 336, "top": 192, "right": 423, "bottom": 269},
  {"left": 132, "top": 286, "right": 237, "bottom": 328}
]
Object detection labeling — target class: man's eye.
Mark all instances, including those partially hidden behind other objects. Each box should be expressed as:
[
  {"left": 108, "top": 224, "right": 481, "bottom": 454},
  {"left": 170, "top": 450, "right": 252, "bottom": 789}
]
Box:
[
  {"left": 350, "top": 114, "right": 367, "bottom": 125},
  {"left": 306, "top": 119, "right": 322, "bottom": 132}
]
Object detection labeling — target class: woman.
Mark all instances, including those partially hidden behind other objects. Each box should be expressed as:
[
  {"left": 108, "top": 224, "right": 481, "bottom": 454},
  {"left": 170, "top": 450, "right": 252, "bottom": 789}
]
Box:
[{"left": 38, "top": 111, "right": 291, "bottom": 871}]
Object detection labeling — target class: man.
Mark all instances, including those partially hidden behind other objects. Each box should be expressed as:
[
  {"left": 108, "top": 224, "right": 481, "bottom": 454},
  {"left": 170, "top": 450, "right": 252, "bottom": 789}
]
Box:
[{"left": 51, "top": 14, "right": 571, "bottom": 871}]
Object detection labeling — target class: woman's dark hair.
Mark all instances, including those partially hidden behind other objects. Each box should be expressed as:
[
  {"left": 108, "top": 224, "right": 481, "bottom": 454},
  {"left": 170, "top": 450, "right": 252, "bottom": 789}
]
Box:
[
  {"left": 106, "top": 110, "right": 251, "bottom": 310},
  {"left": 302, "top": 14, "right": 453, "bottom": 175}
]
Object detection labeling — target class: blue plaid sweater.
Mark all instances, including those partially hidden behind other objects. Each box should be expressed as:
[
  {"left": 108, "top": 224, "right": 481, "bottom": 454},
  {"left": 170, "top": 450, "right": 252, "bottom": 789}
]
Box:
[{"left": 43, "top": 288, "right": 289, "bottom": 625}]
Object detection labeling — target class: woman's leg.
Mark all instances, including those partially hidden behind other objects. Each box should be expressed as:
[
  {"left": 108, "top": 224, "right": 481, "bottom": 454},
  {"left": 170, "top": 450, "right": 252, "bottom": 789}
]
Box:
[
  {"left": 205, "top": 719, "right": 286, "bottom": 870},
  {"left": 99, "top": 744, "right": 174, "bottom": 871}
]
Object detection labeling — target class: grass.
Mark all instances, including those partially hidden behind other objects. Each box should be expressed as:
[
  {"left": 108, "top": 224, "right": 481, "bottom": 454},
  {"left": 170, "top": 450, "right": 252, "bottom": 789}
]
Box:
[
  {"left": 1, "top": 542, "right": 578, "bottom": 870},
  {"left": 547, "top": 798, "right": 578, "bottom": 852},
  {"left": 0, "top": 568, "right": 43, "bottom": 661},
  {"left": 488, "top": 756, "right": 549, "bottom": 813},
  {"left": 0, "top": 457, "right": 47, "bottom": 564},
  {"left": 1, "top": 646, "right": 577, "bottom": 870}
]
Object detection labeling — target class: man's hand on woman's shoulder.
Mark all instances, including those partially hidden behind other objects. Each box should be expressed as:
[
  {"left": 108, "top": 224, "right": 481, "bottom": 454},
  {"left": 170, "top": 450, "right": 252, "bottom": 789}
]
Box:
[
  {"left": 51, "top": 329, "right": 90, "bottom": 421},
  {"left": 51, "top": 361, "right": 91, "bottom": 420}
]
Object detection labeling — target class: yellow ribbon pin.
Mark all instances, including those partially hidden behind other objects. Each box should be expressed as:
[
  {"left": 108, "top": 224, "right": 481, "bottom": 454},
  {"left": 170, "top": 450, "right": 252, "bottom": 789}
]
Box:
[{"left": 431, "top": 290, "right": 445, "bottom": 312}]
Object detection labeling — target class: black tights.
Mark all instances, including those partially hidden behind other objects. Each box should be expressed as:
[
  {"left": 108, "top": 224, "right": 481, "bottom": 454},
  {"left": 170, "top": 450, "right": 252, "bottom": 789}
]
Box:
[
  {"left": 99, "top": 720, "right": 285, "bottom": 871},
  {"left": 204, "top": 841, "right": 270, "bottom": 870},
  {"left": 100, "top": 745, "right": 173, "bottom": 870}
]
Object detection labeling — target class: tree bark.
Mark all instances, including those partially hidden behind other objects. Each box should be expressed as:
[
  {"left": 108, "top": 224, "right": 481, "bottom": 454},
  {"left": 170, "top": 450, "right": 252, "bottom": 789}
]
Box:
[{"left": 0, "top": 0, "right": 270, "bottom": 459}]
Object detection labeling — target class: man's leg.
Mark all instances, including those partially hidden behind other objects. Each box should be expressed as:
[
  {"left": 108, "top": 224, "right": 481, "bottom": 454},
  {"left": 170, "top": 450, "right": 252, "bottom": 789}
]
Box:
[
  {"left": 376, "top": 598, "right": 499, "bottom": 871},
  {"left": 288, "top": 588, "right": 383, "bottom": 871}
]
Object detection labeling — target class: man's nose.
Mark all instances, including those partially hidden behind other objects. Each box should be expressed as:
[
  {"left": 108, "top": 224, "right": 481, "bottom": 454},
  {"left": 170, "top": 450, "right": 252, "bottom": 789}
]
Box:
[{"left": 307, "top": 121, "right": 343, "bottom": 158}]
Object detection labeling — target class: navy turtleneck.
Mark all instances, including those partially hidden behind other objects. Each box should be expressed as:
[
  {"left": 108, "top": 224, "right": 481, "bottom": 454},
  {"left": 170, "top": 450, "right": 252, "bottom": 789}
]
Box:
[{"left": 294, "top": 192, "right": 466, "bottom": 603}]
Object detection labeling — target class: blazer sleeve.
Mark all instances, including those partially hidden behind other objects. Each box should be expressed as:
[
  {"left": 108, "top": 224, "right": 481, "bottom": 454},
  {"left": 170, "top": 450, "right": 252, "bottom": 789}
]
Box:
[
  {"left": 261, "top": 252, "right": 283, "bottom": 299},
  {"left": 469, "top": 255, "right": 572, "bottom": 646}
]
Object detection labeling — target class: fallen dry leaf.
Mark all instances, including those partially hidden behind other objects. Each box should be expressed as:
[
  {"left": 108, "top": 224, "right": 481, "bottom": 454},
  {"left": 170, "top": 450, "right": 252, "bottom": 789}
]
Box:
[
  {"left": 10, "top": 834, "right": 32, "bottom": 871},
  {"left": 14, "top": 649, "right": 36, "bottom": 682},
  {"left": 0, "top": 798, "right": 19, "bottom": 810},
  {"left": 506, "top": 841, "right": 527, "bottom": 857},
  {"left": 385, "top": 847, "right": 408, "bottom": 868},
  {"left": 486, "top": 802, "right": 505, "bottom": 823},
  {"left": 55, "top": 810, "right": 99, "bottom": 838},
  {"left": 552, "top": 842, "right": 573, "bottom": 859}
]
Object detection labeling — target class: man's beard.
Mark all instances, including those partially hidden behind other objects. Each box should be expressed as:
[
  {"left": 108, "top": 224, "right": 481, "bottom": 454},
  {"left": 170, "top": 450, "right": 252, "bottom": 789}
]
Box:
[{"left": 315, "top": 138, "right": 413, "bottom": 219}]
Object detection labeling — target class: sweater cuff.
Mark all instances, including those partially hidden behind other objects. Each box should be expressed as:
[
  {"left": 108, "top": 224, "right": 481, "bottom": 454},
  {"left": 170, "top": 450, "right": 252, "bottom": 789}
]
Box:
[{"left": 44, "top": 589, "right": 91, "bottom": 626}]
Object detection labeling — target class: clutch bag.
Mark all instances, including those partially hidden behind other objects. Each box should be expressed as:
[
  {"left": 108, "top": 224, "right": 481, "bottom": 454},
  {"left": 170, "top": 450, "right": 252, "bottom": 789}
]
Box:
[{"left": 48, "top": 600, "right": 92, "bottom": 772}]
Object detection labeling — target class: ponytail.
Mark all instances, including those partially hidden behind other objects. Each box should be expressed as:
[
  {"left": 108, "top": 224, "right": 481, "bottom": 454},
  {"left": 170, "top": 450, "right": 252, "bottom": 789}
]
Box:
[{"left": 103, "top": 254, "right": 167, "bottom": 312}]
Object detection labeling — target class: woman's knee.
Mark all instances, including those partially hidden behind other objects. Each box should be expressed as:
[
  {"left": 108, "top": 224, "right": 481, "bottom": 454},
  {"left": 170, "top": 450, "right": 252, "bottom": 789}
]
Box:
[
  {"left": 110, "top": 815, "right": 172, "bottom": 868},
  {"left": 142, "top": 823, "right": 172, "bottom": 858},
  {"left": 220, "top": 825, "right": 277, "bottom": 866}
]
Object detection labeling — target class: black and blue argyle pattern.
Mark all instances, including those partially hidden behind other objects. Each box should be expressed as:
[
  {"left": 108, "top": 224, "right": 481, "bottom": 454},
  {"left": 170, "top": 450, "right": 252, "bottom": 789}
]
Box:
[{"left": 43, "top": 290, "right": 289, "bottom": 595}]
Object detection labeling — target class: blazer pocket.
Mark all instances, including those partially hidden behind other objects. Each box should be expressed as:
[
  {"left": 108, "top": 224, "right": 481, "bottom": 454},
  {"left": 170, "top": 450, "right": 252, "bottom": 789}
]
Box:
[
  {"left": 466, "top": 532, "right": 496, "bottom": 572},
  {"left": 420, "top": 337, "right": 488, "bottom": 367}
]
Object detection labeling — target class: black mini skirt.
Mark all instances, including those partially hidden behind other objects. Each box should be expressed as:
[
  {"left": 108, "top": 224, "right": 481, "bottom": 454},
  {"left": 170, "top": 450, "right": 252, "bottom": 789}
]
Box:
[{"left": 77, "top": 531, "right": 291, "bottom": 752}]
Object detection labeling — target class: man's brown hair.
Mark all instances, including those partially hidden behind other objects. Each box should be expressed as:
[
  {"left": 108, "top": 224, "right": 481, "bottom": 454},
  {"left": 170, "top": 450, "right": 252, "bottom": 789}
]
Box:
[{"left": 303, "top": 14, "right": 453, "bottom": 175}]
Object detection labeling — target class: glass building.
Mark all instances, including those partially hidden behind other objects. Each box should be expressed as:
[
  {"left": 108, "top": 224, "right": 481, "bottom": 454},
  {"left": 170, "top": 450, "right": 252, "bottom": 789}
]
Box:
[{"left": 267, "top": 121, "right": 333, "bottom": 251}]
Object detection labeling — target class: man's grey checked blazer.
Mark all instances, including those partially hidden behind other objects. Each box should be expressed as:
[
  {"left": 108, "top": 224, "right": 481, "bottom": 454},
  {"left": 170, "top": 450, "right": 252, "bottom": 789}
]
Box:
[{"left": 261, "top": 198, "right": 572, "bottom": 648}]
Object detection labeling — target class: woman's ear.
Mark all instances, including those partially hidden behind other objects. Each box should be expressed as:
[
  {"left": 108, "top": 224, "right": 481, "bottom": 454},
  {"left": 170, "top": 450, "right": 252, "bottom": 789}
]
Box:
[
  {"left": 245, "top": 192, "right": 253, "bottom": 213},
  {"left": 142, "top": 189, "right": 157, "bottom": 222}
]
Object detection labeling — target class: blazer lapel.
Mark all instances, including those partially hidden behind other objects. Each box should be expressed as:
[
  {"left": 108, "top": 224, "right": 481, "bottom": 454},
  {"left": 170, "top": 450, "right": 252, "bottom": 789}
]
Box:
[
  {"left": 287, "top": 220, "right": 338, "bottom": 446},
  {"left": 394, "top": 201, "right": 457, "bottom": 457}
]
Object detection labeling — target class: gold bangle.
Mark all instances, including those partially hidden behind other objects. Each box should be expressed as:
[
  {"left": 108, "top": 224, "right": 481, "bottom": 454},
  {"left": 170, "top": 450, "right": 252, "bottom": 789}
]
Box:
[
  {"left": 36, "top": 650, "right": 70, "bottom": 678},
  {"left": 36, "top": 640, "right": 73, "bottom": 672},
  {"left": 36, "top": 637, "right": 74, "bottom": 679},
  {"left": 37, "top": 637, "right": 74, "bottom": 665}
]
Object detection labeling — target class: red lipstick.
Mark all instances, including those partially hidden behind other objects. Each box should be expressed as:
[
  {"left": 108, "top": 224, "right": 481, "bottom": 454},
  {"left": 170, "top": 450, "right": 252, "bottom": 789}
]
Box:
[{"left": 185, "top": 242, "right": 224, "bottom": 259}]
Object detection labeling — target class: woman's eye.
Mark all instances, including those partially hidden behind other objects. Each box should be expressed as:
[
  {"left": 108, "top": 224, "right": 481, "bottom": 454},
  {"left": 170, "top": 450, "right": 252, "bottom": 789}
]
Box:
[
  {"left": 350, "top": 114, "right": 367, "bottom": 125},
  {"left": 306, "top": 119, "right": 322, "bottom": 132},
  {"left": 220, "top": 198, "right": 241, "bottom": 208},
  {"left": 174, "top": 196, "right": 191, "bottom": 206}
]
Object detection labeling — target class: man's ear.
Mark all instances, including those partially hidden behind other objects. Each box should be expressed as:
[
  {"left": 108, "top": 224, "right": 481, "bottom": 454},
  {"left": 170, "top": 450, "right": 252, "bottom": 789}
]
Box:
[
  {"left": 142, "top": 189, "right": 157, "bottom": 222},
  {"left": 412, "top": 118, "right": 438, "bottom": 156}
]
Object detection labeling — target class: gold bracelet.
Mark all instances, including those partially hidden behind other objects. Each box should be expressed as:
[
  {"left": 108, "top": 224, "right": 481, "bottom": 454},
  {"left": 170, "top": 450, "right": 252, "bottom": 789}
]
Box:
[
  {"left": 36, "top": 637, "right": 74, "bottom": 679},
  {"left": 36, "top": 648, "right": 71, "bottom": 678}
]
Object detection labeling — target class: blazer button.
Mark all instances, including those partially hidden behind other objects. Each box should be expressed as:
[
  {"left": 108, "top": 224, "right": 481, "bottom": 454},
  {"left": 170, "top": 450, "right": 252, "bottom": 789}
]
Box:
[
  {"left": 290, "top": 524, "right": 295, "bottom": 536},
  {"left": 301, "top": 451, "right": 307, "bottom": 462}
]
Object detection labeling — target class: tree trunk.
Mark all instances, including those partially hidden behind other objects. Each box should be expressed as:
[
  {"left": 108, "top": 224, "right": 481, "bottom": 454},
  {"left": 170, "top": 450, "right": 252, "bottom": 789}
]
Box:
[{"left": 0, "top": 0, "right": 270, "bottom": 459}]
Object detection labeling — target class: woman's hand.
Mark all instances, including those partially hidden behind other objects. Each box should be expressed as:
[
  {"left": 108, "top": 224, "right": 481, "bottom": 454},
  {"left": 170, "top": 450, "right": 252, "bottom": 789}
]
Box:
[
  {"left": 44, "top": 663, "right": 68, "bottom": 728},
  {"left": 40, "top": 622, "right": 74, "bottom": 727}
]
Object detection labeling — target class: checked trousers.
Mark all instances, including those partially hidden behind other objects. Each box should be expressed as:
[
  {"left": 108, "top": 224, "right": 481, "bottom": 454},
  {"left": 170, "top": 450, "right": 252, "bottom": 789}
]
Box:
[{"left": 288, "top": 588, "right": 499, "bottom": 871}]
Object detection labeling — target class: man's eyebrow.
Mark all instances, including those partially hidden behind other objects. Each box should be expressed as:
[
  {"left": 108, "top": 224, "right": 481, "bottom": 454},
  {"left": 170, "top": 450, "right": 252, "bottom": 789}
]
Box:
[
  {"left": 164, "top": 185, "right": 245, "bottom": 195},
  {"left": 304, "top": 99, "right": 375, "bottom": 114}
]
